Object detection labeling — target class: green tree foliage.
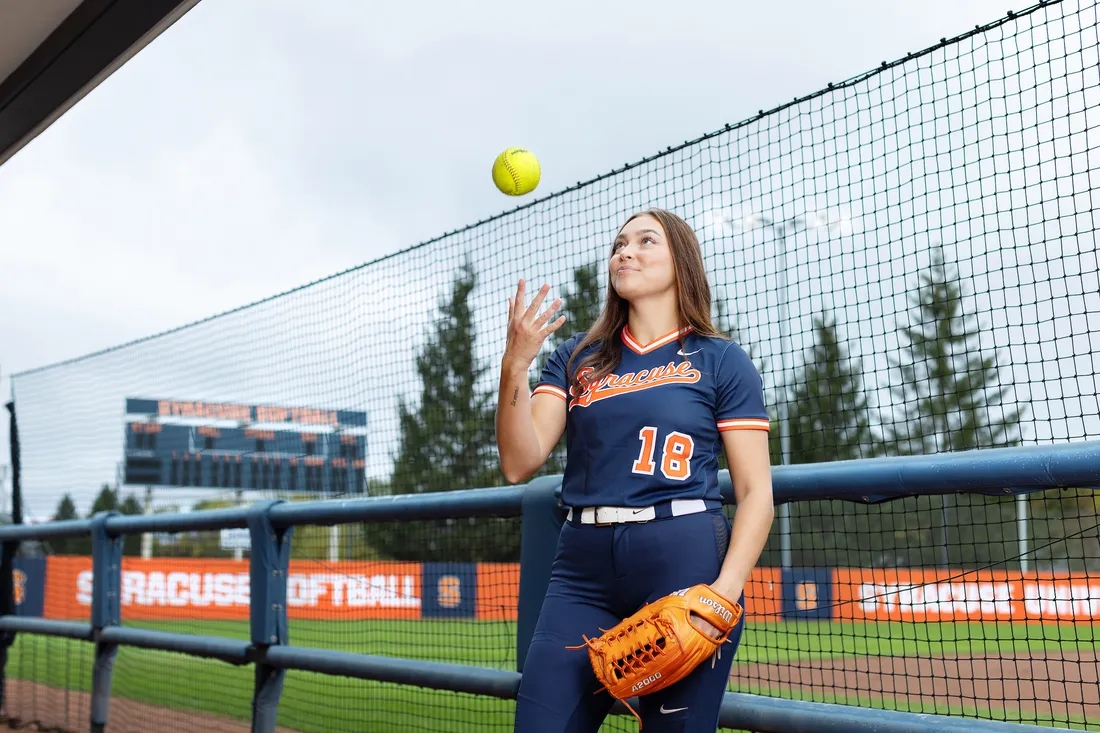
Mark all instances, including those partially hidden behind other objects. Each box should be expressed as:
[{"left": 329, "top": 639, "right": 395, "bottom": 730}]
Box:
[
  {"left": 390, "top": 261, "right": 499, "bottom": 495},
  {"left": 886, "top": 246, "right": 1024, "bottom": 568},
  {"left": 48, "top": 493, "right": 89, "bottom": 555},
  {"left": 53, "top": 494, "right": 79, "bottom": 522},
  {"left": 787, "top": 314, "right": 878, "bottom": 464},
  {"left": 553, "top": 261, "right": 604, "bottom": 350},
  {"left": 1026, "top": 489, "right": 1100, "bottom": 572},
  {"left": 153, "top": 497, "right": 236, "bottom": 559},
  {"left": 532, "top": 261, "right": 604, "bottom": 477},
  {"left": 88, "top": 484, "right": 119, "bottom": 515},
  {"left": 48, "top": 486, "right": 143, "bottom": 556},
  {"left": 764, "top": 248, "right": 1030, "bottom": 570},
  {"left": 116, "top": 491, "right": 144, "bottom": 556},
  {"left": 758, "top": 314, "right": 883, "bottom": 567},
  {"left": 886, "top": 245, "right": 1022, "bottom": 455},
  {"left": 370, "top": 262, "right": 518, "bottom": 562},
  {"left": 119, "top": 494, "right": 143, "bottom": 516}
]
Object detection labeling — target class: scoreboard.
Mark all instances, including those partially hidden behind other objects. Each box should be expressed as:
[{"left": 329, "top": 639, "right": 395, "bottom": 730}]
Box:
[{"left": 122, "top": 398, "right": 368, "bottom": 494}]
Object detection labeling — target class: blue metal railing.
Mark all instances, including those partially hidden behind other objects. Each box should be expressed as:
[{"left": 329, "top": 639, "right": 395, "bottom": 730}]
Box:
[{"left": 2, "top": 442, "right": 1100, "bottom": 732}]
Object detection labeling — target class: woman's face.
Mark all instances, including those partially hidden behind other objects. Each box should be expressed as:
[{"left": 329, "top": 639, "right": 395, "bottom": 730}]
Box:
[{"left": 610, "top": 215, "right": 676, "bottom": 303}]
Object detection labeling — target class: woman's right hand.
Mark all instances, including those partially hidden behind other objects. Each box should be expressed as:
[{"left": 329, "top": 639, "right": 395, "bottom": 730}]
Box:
[{"left": 505, "top": 279, "right": 566, "bottom": 367}]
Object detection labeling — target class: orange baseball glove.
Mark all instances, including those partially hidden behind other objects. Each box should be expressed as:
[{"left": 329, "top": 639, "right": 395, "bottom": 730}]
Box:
[{"left": 567, "top": 584, "right": 743, "bottom": 727}]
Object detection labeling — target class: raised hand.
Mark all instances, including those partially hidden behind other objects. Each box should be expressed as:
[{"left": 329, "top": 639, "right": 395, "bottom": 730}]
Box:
[{"left": 505, "top": 279, "right": 566, "bottom": 367}]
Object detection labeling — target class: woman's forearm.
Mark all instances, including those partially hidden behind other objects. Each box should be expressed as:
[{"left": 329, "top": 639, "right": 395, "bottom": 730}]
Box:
[
  {"left": 714, "top": 487, "right": 775, "bottom": 600},
  {"left": 495, "top": 356, "right": 543, "bottom": 483}
]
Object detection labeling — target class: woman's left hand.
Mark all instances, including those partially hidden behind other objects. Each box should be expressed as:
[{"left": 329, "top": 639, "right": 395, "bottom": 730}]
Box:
[
  {"left": 690, "top": 580, "right": 741, "bottom": 639},
  {"left": 691, "top": 613, "right": 726, "bottom": 639}
]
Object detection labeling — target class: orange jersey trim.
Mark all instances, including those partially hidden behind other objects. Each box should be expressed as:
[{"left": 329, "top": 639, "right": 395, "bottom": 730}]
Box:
[
  {"left": 621, "top": 325, "right": 694, "bottom": 355},
  {"left": 717, "top": 418, "right": 770, "bottom": 432},
  {"left": 533, "top": 384, "right": 568, "bottom": 401}
]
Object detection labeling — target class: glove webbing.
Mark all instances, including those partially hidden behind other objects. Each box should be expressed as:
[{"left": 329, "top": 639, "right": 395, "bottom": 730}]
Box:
[{"left": 566, "top": 618, "right": 675, "bottom": 728}]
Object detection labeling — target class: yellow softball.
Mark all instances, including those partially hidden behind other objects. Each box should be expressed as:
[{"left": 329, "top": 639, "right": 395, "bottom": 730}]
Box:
[{"left": 492, "top": 147, "right": 541, "bottom": 196}]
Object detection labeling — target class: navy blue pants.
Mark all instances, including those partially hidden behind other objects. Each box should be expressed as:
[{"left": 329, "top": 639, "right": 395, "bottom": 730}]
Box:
[{"left": 514, "top": 508, "right": 744, "bottom": 732}]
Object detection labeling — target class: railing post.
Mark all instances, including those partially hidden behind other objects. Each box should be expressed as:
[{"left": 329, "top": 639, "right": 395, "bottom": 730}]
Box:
[
  {"left": 1, "top": 399, "right": 22, "bottom": 714},
  {"left": 89, "top": 512, "right": 122, "bottom": 733},
  {"left": 246, "top": 500, "right": 293, "bottom": 733},
  {"left": 515, "top": 476, "right": 565, "bottom": 674},
  {"left": 0, "top": 536, "right": 16, "bottom": 715}
]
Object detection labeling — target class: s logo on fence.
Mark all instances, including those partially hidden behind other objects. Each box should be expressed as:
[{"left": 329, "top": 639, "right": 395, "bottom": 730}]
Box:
[
  {"left": 13, "top": 569, "right": 26, "bottom": 606},
  {"left": 422, "top": 563, "right": 476, "bottom": 618},
  {"left": 438, "top": 576, "right": 462, "bottom": 609},
  {"left": 795, "top": 581, "right": 818, "bottom": 611}
]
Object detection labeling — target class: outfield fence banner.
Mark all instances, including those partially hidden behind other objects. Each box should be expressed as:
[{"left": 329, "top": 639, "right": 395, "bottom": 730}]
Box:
[
  {"left": 25, "top": 556, "right": 1100, "bottom": 624},
  {"left": 836, "top": 568, "right": 1100, "bottom": 622}
]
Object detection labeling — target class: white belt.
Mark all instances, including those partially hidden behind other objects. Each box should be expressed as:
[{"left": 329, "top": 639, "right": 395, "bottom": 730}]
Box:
[{"left": 566, "top": 499, "right": 709, "bottom": 525}]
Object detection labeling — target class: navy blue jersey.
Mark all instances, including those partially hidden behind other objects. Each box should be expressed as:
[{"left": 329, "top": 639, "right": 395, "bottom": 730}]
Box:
[{"left": 533, "top": 325, "right": 769, "bottom": 508}]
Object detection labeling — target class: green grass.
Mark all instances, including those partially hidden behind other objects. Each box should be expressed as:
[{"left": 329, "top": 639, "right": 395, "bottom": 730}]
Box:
[
  {"left": 738, "top": 619, "right": 1100, "bottom": 663},
  {"left": 5, "top": 619, "right": 1096, "bottom": 732},
  {"left": 116, "top": 618, "right": 519, "bottom": 669},
  {"left": 7, "top": 619, "right": 520, "bottom": 733},
  {"left": 5, "top": 635, "right": 514, "bottom": 733}
]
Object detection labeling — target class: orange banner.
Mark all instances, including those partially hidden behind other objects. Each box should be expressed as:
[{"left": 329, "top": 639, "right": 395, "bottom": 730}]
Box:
[
  {"left": 45, "top": 557, "right": 422, "bottom": 621},
  {"left": 475, "top": 563, "right": 520, "bottom": 621},
  {"left": 48, "top": 558, "right": 1095, "bottom": 625},
  {"left": 835, "top": 568, "right": 1100, "bottom": 622},
  {"left": 744, "top": 566, "right": 782, "bottom": 619},
  {"left": 39, "top": 559, "right": 790, "bottom": 623}
]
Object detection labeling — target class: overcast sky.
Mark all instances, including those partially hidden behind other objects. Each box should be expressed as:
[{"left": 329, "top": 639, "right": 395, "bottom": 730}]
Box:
[{"left": 0, "top": 0, "right": 1079, "bottom": 518}]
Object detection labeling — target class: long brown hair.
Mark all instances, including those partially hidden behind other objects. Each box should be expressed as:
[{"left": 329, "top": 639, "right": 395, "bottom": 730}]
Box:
[{"left": 565, "top": 208, "right": 726, "bottom": 393}]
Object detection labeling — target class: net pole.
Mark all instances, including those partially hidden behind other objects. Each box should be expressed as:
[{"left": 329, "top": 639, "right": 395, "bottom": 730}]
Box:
[
  {"left": 1017, "top": 494, "right": 1029, "bottom": 573},
  {"left": 0, "top": 400, "right": 19, "bottom": 725},
  {"left": 775, "top": 225, "right": 793, "bottom": 569},
  {"left": 141, "top": 485, "right": 153, "bottom": 559}
]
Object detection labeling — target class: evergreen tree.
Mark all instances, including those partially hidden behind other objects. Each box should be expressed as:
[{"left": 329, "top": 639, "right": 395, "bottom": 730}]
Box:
[
  {"left": 532, "top": 261, "right": 604, "bottom": 477},
  {"left": 118, "top": 493, "right": 144, "bottom": 556},
  {"left": 706, "top": 290, "right": 793, "bottom": 566},
  {"left": 779, "top": 314, "right": 882, "bottom": 567},
  {"left": 119, "top": 494, "right": 143, "bottom": 515},
  {"left": 788, "top": 314, "right": 877, "bottom": 464},
  {"left": 53, "top": 494, "right": 78, "bottom": 521},
  {"left": 553, "top": 261, "right": 603, "bottom": 350},
  {"left": 49, "top": 494, "right": 86, "bottom": 555},
  {"left": 885, "top": 245, "right": 1025, "bottom": 567},
  {"left": 390, "top": 260, "right": 499, "bottom": 494},
  {"left": 88, "top": 484, "right": 118, "bottom": 515},
  {"left": 887, "top": 246, "right": 1022, "bottom": 455},
  {"left": 371, "top": 261, "right": 514, "bottom": 562},
  {"left": 46, "top": 487, "right": 142, "bottom": 556}
]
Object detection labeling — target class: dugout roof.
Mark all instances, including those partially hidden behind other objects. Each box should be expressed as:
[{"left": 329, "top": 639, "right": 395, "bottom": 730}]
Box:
[{"left": 0, "top": 0, "right": 201, "bottom": 168}]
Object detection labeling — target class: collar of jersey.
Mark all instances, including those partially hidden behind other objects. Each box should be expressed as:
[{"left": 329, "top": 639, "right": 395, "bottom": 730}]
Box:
[{"left": 621, "top": 325, "right": 694, "bottom": 355}]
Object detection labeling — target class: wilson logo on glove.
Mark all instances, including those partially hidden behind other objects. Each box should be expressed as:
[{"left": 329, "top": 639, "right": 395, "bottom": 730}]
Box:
[
  {"left": 566, "top": 583, "right": 743, "bottom": 728},
  {"left": 697, "top": 595, "right": 733, "bottom": 624}
]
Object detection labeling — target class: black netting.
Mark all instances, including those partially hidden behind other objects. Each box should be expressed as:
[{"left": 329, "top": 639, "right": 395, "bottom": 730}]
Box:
[{"left": 5, "top": 1, "right": 1100, "bottom": 731}]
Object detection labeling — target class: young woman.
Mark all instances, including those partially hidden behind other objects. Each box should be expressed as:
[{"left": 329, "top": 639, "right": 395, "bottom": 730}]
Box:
[{"left": 496, "top": 208, "right": 774, "bottom": 732}]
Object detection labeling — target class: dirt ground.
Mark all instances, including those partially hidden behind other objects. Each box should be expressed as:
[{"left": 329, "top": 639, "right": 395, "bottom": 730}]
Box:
[
  {"left": 734, "top": 651, "right": 1100, "bottom": 723},
  {"left": 0, "top": 678, "right": 301, "bottom": 733},
  {"left": 2, "top": 653, "right": 1097, "bottom": 731}
]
